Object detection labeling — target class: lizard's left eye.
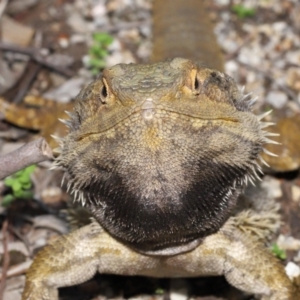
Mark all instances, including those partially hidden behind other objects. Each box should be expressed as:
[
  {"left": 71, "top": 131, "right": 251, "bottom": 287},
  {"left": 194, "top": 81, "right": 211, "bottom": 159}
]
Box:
[
  {"left": 194, "top": 77, "right": 200, "bottom": 90},
  {"left": 193, "top": 76, "right": 201, "bottom": 95}
]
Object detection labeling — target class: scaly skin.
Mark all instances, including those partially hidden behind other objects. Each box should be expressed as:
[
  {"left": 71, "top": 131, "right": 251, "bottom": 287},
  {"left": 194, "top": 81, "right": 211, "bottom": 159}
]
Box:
[
  {"left": 22, "top": 216, "right": 296, "bottom": 300},
  {"left": 22, "top": 58, "right": 299, "bottom": 299}
]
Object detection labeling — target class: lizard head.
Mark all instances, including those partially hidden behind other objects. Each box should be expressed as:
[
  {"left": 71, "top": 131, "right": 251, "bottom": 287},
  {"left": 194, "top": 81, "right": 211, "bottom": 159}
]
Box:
[{"left": 55, "top": 58, "right": 273, "bottom": 255}]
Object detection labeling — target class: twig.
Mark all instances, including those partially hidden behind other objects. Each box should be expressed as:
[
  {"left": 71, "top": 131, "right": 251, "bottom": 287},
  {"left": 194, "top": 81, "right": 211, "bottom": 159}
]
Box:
[
  {"left": 0, "top": 42, "right": 74, "bottom": 77},
  {"left": 0, "top": 260, "right": 32, "bottom": 281},
  {"left": 0, "top": 220, "right": 10, "bottom": 300},
  {"left": 3, "top": 60, "right": 42, "bottom": 104},
  {"left": 8, "top": 224, "right": 31, "bottom": 257},
  {"left": 0, "top": 138, "right": 53, "bottom": 180},
  {"left": 0, "top": 0, "right": 8, "bottom": 20}
]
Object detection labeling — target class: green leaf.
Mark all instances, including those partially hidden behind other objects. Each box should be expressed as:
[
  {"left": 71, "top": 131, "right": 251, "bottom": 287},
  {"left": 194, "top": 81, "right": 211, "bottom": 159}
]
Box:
[
  {"left": 92, "top": 68, "right": 100, "bottom": 76},
  {"left": 18, "top": 190, "right": 34, "bottom": 199},
  {"left": 18, "top": 175, "right": 30, "bottom": 184},
  {"left": 14, "top": 189, "right": 25, "bottom": 198},
  {"left": 12, "top": 181, "right": 22, "bottom": 193},
  {"left": 89, "top": 58, "right": 106, "bottom": 69},
  {"left": 4, "top": 177, "right": 15, "bottom": 187},
  {"left": 93, "top": 33, "right": 113, "bottom": 45},
  {"left": 271, "top": 243, "right": 286, "bottom": 260},
  {"left": 24, "top": 165, "right": 36, "bottom": 175},
  {"left": 155, "top": 288, "right": 164, "bottom": 295},
  {"left": 2, "top": 194, "right": 15, "bottom": 206},
  {"left": 15, "top": 169, "right": 25, "bottom": 178},
  {"left": 89, "top": 45, "right": 102, "bottom": 55},
  {"left": 22, "top": 181, "right": 32, "bottom": 190},
  {"left": 232, "top": 5, "right": 255, "bottom": 18}
]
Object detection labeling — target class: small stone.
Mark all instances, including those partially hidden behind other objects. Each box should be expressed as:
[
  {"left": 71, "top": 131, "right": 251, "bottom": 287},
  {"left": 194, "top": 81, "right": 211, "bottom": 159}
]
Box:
[
  {"left": 286, "top": 67, "right": 300, "bottom": 91},
  {"left": 105, "top": 50, "right": 135, "bottom": 67},
  {"left": 41, "top": 187, "right": 63, "bottom": 205},
  {"left": 43, "top": 78, "right": 86, "bottom": 103},
  {"left": 265, "top": 91, "right": 288, "bottom": 109},
  {"left": 291, "top": 185, "right": 300, "bottom": 202},
  {"left": 225, "top": 60, "right": 239, "bottom": 78},
  {"left": 70, "top": 34, "right": 86, "bottom": 44},
  {"left": 238, "top": 47, "right": 262, "bottom": 67},
  {"left": 286, "top": 51, "right": 300, "bottom": 65},
  {"left": 67, "top": 11, "right": 90, "bottom": 33},
  {"left": 285, "top": 262, "right": 300, "bottom": 280},
  {"left": 58, "top": 36, "right": 69, "bottom": 48},
  {"left": 277, "top": 234, "right": 300, "bottom": 251},
  {"left": 1, "top": 16, "right": 34, "bottom": 47},
  {"left": 261, "top": 176, "right": 282, "bottom": 199},
  {"left": 170, "top": 279, "right": 188, "bottom": 300},
  {"left": 108, "top": 39, "right": 122, "bottom": 52},
  {"left": 92, "top": 2, "right": 106, "bottom": 18},
  {"left": 273, "top": 21, "right": 287, "bottom": 33},
  {"left": 214, "top": 0, "right": 230, "bottom": 5},
  {"left": 3, "top": 291, "right": 22, "bottom": 300},
  {"left": 137, "top": 41, "right": 152, "bottom": 60}
]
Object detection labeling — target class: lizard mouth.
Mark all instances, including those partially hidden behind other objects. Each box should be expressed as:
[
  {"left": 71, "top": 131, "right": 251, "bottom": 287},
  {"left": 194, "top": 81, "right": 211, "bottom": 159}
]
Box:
[
  {"left": 133, "top": 238, "right": 203, "bottom": 256},
  {"left": 75, "top": 107, "right": 239, "bottom": 142}
]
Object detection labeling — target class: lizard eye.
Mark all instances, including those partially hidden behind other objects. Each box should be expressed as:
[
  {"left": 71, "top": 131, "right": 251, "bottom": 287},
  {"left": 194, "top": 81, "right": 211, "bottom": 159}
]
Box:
[
  {"left": 193, "top": 76, "right": 201, "bottom": 95},
  {"left": 101, "top": 85, "right": 107, "bottom": 98},
  {"left": 100, "top": 79, "right": 109, "bottom": 104},
  {"left": 194, "top": 77, "right": 200, "bottom": 90},
  {"left": 189, "top": 69, "right": 201, "bottom": 95}
]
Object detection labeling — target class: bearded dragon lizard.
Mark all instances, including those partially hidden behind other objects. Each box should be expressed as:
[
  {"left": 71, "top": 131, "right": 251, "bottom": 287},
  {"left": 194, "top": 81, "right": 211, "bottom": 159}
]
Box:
[{"left": 20, "top": 0, "right": 300, "bottom": 299}]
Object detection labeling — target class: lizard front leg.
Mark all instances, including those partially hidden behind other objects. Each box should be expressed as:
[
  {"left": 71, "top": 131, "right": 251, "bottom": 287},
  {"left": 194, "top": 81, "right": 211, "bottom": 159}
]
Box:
[
  {"left": 22, "top": 221, "right": 157, "bottom": 300},
  {"left": 22, "top": 223, "right": 102, "bottom": 300},
  {"left": 166, "top": 227, "right": 298, "bottom": 300}
]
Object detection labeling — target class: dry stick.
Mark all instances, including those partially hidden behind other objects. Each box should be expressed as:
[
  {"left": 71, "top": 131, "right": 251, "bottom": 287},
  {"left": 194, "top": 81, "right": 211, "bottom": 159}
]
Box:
[
  {"left": 0, "top": 0, "right": 8, "bottom": 20},
  {"left": 0, "top": 220, "right": 10, "bottom": 300},
  {"left": 0, "top": 260, "right": 32, "bottom": 282},
  {"left": 0, "top": 138, "right": 53, "bottom": 180},
  {"left": 0, "top": 42, "right": 74, "bottom": 77}
]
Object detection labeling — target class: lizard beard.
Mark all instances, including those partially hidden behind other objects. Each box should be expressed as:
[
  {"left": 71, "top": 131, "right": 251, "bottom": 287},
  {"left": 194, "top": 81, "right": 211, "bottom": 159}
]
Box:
[{"left": 81, "top": 158, "right": 246, "bottom": 254}]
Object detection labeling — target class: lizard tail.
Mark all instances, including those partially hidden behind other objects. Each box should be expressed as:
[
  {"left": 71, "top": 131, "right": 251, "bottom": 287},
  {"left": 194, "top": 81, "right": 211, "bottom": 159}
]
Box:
[{"left": 151, "top": 0, "right": 224, "bottom": 71}]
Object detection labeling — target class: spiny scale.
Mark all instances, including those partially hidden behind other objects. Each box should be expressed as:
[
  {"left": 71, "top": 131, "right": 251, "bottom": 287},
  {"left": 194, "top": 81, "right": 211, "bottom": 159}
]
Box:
[
  {"left": 64, "top": 110, "right": 74, "bottom": 118},
  {"left": 260, "top": 122, "right": 275, "bottom": 129},
  {"left": 263, "top": 148, "right": 278, "bottom": 157},
  {"left": 258, "top": 155, "right": 270, "bottom": 167},
  {"left": 264, "top": 138, "right": 280, "bottom": 145},
  {"left": 257, "top": 110, "right": 272, "bottom": 121},
  {"left": 247, "top": 97, "right": 258, "bottom": 107},
  {"left": 58, "top": 118, "right": 72, "bottom": 128},
  {"left": 50, "top": 134, "right": 63, "bottom": 146}
]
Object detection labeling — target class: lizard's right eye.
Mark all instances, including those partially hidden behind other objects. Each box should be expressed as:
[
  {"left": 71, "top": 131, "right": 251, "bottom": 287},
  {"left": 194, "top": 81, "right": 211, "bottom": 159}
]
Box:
[
  {"left": 100, "top": 84, "right": 108, "bottom": 104},
  {"left": 101, "top": 85, "right": 107, "bottom": 98}
]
